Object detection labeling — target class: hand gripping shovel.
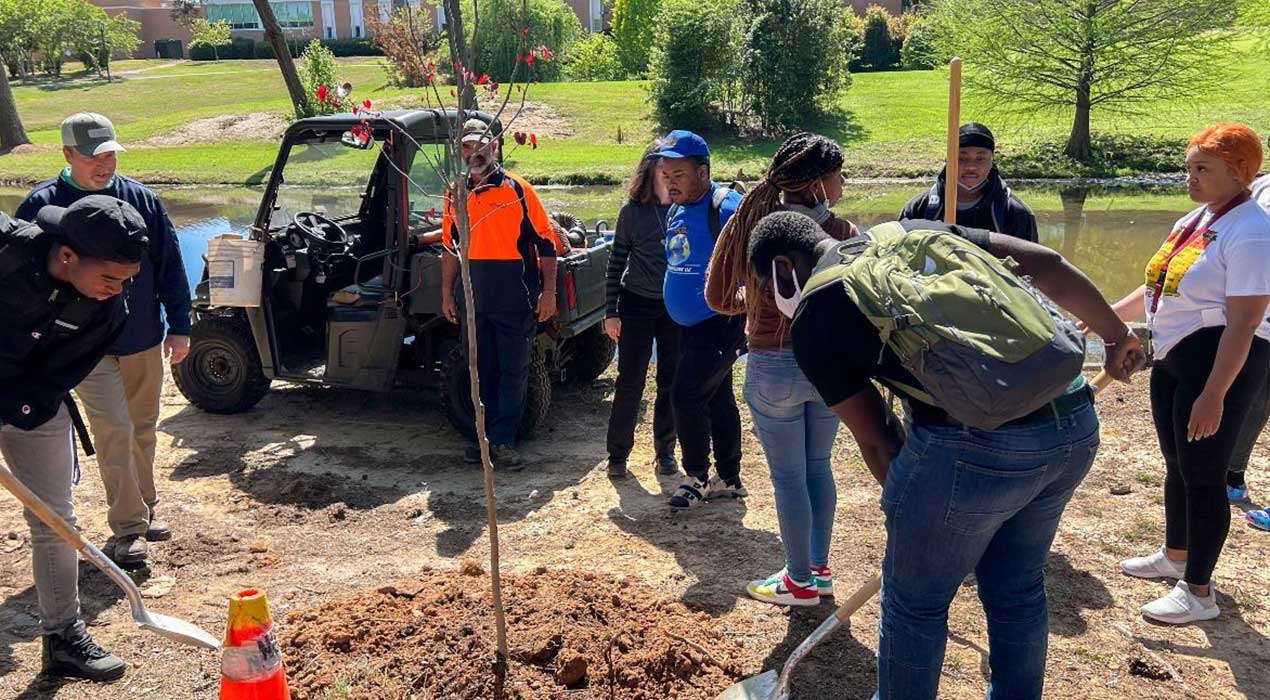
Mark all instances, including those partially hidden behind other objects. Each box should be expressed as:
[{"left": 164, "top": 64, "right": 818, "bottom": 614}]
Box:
[
  {"left": 0, "top": 462, "right": 220, "bottom": 650},
  {"left": 719, "top": 574, "right": 882, "bottom": 700}
]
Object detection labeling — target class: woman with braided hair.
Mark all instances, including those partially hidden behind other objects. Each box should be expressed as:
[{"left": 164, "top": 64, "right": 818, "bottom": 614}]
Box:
[{"left": 705, "top": 132, "right": 858, "bottom": 607}]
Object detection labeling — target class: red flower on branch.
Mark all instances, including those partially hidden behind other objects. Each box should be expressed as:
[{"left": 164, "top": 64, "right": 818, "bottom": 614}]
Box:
[
  {"left": 530, "top": 133, "right": 538, "bottom": 149},
  {"left": 315, "top": 84, "right": 330, "bottom": 102},
  {"left": 476, "top": 73, "right": 490, "bottom": 85},
  {"left": 363, "top": 99, "right": 373, "bottom": 110},
  {"left": 521, "top": 26, "right": 530, "bottom": 36},
  {"left": 513, "top": 132, "right": 527, "bottom": 146},
  {"left": 536, "top": 46, "right": 554, "bottom": 62},
  {"left": 526, "top": 52, "right": 536, "bottom": 66}
]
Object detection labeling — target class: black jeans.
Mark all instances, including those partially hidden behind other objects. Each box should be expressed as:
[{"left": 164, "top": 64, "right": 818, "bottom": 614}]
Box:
[
  {"left": 606, "top": 292, "right": 680, "bottom": 463},
  {"left": 1151, "top": 326, "right": 1270, "bottom": 585},
  {"left": 468, "top": 310, "right": 535, "bottom": 446},
  {"left": 672, "top": 314, "right": 745, "bottom": 483}
]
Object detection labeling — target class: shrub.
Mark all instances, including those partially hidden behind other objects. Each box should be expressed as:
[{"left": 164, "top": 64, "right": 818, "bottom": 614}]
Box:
[
  {"left": 190, "top": 35, "right": 256, "bottom": 60},
  {"left": 465, "top": 0, "right": 582, "bottom": 83},
  {"left": 610, "top": 0, "right": 660, "bottom": 76},
  {"left": 323, "top": 38, "right": 381, "bottom": 56},
  {"left": 563, "top": 33, "right": 627, "bottom": 81},
  {"left": 300, "top": 39, "right": 341, "bottom": 115},
  {"left": 648, "top": 0, "right": 740, "bottom": 131},
  {"left": 858, "top": 4, "right": 899, "bottom": 70},
  {"left": 900, "top": 14, "right": 941, "bottom": 69},
  {"left": 369, "top": 6, "right": 442, "bottom": 87},
  {"left": 740, "top": 0, "right": 852, "bottom": 132}
]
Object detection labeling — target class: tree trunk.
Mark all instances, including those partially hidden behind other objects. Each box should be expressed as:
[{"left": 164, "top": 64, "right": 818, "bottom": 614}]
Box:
[
  {"left": 0, "top": 67, "right": 30, "bottom": 152},
  {"left": 442, "top": 0, "right": 478, "bottom": 111},
  {"left": 252, "top": 0, "right": 310, "bottom": 118},
  {"left": 1066, "top": 87, "right": 1092, "bottom": 161}
]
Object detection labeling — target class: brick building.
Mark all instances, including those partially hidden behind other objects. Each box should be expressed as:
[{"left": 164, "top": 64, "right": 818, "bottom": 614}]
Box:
[{"left": 91, "top": 0, "right": 898, "bottom": 58}]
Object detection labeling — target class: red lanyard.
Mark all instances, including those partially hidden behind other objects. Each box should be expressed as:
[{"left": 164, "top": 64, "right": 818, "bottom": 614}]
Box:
[{"left": 1149, "top": 191, "right": 1249, "bottom": 313}]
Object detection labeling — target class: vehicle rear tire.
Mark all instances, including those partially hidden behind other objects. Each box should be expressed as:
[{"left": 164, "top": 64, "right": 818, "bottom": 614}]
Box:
[
  {"left": 563, "top": 324, "right": 616, "bottom": 384},
  {"left": 173, "top": 317, "right": 271, "bottom": 414},
  {"left": 440, "top": 340, "right": 551, "bottom": 442}
]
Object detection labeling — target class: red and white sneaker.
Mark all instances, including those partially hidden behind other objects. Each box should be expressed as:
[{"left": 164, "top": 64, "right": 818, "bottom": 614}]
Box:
[
  {"left": 811, "top": 565, "right": 834, "bottom": 598},
  {"left": 747, "top": 570, "right": 820, "bottom": 607}
]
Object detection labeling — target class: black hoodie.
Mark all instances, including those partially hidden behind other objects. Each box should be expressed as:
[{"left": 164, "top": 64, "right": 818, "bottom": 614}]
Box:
[{"left": 899, "top": 166, "right": 1038, "bottom": 242}]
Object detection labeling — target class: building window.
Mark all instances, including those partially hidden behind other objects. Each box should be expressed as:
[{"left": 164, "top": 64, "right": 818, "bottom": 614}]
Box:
[
  {"left": 273, "top": 2, "right": 315, "bottom": 29},
  {"left": 204, "top": 2, "right": 313, "bottom": 30},
  {"left": 350, "top": 0, "right": 365, "bottom": 37},
  {"left": 205, "top": 3, "right": 261, "bottom": 30},
  {"left": 589, "top": 0, "right": 603, "bottom": 31}
]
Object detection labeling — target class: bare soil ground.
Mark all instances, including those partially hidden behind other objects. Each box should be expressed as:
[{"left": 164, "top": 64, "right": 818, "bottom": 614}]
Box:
[
  {"left": 1, "top": 368, "right": 1268, "bottom": 700},
  {"left": 133, "top": 113, "right": 290, "bottom": 149}
]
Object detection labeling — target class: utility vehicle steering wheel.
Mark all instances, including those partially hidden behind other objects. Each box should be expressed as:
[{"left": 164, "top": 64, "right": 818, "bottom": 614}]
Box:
[{"left": 291, "top": 212, "right": 354, "bottom": 255}]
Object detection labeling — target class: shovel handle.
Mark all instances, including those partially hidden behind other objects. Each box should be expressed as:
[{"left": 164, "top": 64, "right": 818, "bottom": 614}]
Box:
[
  {"left": 0, "top": 462, "right": 90, "bottom": 552},
  {"left": 834, "top": 573, "right": 882, "bottom": 624},
  {"left": 944, "top": 57, "right": 963, "bottom": 226},
  {"left": 1090, "top": 370, "right": 1114, "bottom": 395}
]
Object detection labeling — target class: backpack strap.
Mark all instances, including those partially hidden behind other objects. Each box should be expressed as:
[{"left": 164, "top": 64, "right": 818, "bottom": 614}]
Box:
[
  {"left": 707, "top": 186, "right": 732, "bottom": 240},
  {"left": 923, "top": 181, "right": 942, "bottom": 221}
]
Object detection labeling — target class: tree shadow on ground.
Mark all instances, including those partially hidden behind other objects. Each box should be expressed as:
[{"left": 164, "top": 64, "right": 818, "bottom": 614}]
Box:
[
  {"left": 0, "top": 562, "right": 149, "bottom": 699},
  {"left": 160, "top": 379, "right": 598, "bottom": 559},
  {"left": 756, "top": 601, "right": 878, "bottom": 700},
  {"left": 606, "top": 472, "right": 785, "bottom": 615}
]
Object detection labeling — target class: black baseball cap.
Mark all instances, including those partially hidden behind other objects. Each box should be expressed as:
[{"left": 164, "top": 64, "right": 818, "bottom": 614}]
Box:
[
  {"left": 36, "top": 195, "right": 149, "bottom": 264},
  {"left": 959, "top": 123, "right": 996, "bottom": 151}
]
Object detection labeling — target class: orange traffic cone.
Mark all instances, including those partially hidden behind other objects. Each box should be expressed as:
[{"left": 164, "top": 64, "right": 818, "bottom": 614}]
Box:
[{"left": 219, "top": 588, "right": 290, "bottom": 700}]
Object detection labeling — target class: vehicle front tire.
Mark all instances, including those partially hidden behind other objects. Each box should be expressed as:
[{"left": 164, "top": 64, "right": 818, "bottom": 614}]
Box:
[
  {"left": 173, "top": 317, "right": 271, "bottom": 414},
  {"left": 562, "top": 324, "right": 616, "bottom": 384},
  {"left": 440, "top": 340, "right": 551, "bottom": 442}
]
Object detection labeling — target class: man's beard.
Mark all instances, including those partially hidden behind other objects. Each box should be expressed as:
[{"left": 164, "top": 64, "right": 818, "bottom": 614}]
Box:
[{"left": 467, "top": 154, "right": 491, "bottom": 175}]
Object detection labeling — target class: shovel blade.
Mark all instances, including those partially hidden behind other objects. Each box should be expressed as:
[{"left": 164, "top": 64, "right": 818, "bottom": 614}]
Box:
[
  {"left": 138, "top": 611, "right": 221, "bottom": 650},
  {"left": 717, "top": 670, "right": 784, "bottom": 700}
]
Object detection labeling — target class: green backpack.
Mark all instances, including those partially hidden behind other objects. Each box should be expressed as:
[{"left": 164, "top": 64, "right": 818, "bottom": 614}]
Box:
[{"left": 800, "top": 222, "right": 1085, "bottom": 429}]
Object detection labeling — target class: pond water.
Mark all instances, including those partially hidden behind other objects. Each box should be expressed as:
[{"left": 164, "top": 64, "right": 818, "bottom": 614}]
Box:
[{"left": 0, "top": 181, "right": 1194, "bottom": 302}]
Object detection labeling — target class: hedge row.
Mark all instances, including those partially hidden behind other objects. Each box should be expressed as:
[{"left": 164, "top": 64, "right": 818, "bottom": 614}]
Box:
[{"left": 188, "top": 37, "right": 381, "bottom": 60}]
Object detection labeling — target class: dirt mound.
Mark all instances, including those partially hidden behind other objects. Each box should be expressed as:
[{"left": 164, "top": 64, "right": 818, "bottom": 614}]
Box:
[
  {"left": 282, "top": 565, "right": 745, "bottom": 700},
  {"left": 134, "top": 112, "right": 288, "bottom": 148},
  {"left": 475, "top": 95, "right": 575, "bottom": 140}
]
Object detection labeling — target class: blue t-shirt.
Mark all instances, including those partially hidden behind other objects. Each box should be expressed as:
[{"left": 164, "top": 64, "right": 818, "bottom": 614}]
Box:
[{"left": 663, "top": 183, "right": 741, "bottom": 326}]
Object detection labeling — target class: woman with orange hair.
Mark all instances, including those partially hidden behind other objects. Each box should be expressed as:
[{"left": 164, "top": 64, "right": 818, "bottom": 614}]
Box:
[{"left": 1113, "top": 123, "right": 1270, "bottom": 623}]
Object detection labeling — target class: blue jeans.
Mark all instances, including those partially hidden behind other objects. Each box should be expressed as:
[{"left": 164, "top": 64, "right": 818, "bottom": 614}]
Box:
[
  {"left": 743, "top": 349, "right": 839, "bottom": 583},
  {"left": 878, "top": 403, "right": 1099, "bottom": 700}
]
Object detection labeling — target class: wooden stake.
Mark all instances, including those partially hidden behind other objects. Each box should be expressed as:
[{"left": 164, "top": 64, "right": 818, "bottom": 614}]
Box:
[{"left": 944, "top": 57, "right": 963, "bottom": 225}]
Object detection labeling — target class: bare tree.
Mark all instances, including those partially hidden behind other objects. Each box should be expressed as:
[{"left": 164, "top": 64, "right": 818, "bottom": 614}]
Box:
[
  {"left": 251, "top": 0, "right": 310, "bottom": 117},
  {"left": 929, "top": 0, "right": 1238, "bottom": 160},
  {"left": 0, "top": 67, "right": 29, "bottom": 151}
]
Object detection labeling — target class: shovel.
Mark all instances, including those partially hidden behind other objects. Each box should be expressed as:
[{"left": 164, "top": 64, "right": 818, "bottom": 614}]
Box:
[
  {"left": 719, "top": 574, "right": 882, "bottom": 700},
  {"left": 0, "top": 462, "right": 220, "bottom": 650}
]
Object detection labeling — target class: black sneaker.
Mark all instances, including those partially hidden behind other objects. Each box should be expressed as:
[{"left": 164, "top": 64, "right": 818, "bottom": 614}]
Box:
[
  {"left": 656, "top": 455, "right": 679, "bottom": 476},
  {"left": 41, "top": 622, "right": 126, "bottom": 682},
  {"left": 607, "top": 459, "right": 629, "bottom": 478}
]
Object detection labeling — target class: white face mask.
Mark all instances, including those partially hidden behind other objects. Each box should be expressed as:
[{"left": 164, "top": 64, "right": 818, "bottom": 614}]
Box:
[{"left": 772, "top": 259, "right": 803, "bottom": 319}]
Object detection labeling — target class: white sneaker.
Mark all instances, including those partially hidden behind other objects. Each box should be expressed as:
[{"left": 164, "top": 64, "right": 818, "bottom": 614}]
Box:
[
  {"left": 1141, "top": 580, "right": 1219, "bottom": 624},
  {"left": 706, "top": 475, "right": 748, "bottom": 500},
  {"left": 1120, "top": 547, "right": 1186, "bottom": 580}
]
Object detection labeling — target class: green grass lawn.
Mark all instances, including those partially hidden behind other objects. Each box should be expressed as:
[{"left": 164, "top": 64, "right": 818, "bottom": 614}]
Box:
[{"left": 4, "top": 36, "right": 1270, "bottom": 186}]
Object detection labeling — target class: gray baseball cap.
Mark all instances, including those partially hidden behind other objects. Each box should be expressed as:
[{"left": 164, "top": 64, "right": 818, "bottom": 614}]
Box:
[
  {"left": 61, "top": 113, "right": 126, "bottom": 157},
  {"left": 460, "top": 118, "right": 495, "bottom": 144}
]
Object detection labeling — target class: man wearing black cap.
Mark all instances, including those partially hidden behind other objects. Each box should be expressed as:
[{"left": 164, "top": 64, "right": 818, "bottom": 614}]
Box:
[
  {"left": 1, "top": 195, "right": 148, "bottom": 682},
  {"left": 900, "top": 123, "right": 1038, "bottom": 242},
  {"left": 16, "top": 113, "right": 191, "bottom": 567}
]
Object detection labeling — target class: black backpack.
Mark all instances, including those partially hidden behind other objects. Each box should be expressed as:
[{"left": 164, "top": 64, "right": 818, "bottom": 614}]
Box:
[{"left": 668, "top": 182, "right": 744, "bottom": 239}]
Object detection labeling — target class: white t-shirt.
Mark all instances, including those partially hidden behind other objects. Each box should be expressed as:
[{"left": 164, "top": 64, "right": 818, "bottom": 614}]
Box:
[
  {"left": 1146, "top": 199, "right": 1270, "bottom": 359},
  {"left": 1254, "top": 173, "right": 1270, "bottom": 212}
]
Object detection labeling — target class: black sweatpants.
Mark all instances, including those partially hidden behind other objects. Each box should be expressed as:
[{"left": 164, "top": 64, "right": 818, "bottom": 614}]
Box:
[
  {"left": 1151, "top": 326, "right": 1270, "bottom": 585},
  {"left": 468, "top": 310, "right": 536, "bottom": 447},
  {"left": 606, "top": 291, "right": 681, "bottom": 463},
  {"left": 672, "top": 314, "right": 745, "bottom": 484}
]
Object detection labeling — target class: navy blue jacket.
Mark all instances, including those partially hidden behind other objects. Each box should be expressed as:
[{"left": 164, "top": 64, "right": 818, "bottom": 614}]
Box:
[{"left": 16, "top": 173, "right": 191, "bottom": 356}]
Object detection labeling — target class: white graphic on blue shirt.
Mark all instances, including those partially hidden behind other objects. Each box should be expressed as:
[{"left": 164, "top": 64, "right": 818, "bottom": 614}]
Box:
[{"left": 667, "top": 226, "right": 691, "bottom": 267}]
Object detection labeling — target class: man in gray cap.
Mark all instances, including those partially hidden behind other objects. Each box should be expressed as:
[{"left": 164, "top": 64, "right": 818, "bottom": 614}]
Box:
[
  {"left": 1, "top": 195, "right": 149, "bottom": 682},
  {"left": 439, "top": 118, "right": 561, "bottom": 468},
  {"left": 15, "top": 113, "right": 191, "bottom": 567}
]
